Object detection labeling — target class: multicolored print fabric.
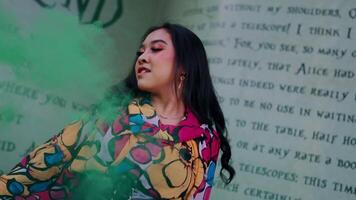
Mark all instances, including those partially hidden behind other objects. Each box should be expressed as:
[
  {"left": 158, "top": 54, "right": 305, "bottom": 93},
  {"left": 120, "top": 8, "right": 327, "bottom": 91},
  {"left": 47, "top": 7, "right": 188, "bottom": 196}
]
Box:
[{"left": 0, "top": 97, "right": 220, "bottom": 200}]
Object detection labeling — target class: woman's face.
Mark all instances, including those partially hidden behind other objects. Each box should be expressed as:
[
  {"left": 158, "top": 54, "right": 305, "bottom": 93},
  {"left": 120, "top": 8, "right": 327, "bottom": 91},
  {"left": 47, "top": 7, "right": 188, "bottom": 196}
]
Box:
[{"left": 135, "top": 28, "right": 177, "bottom": 94}]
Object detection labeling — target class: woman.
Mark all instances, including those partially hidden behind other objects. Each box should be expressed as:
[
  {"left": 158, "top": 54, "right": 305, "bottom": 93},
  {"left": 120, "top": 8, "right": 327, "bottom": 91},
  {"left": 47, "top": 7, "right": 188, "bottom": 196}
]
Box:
[{"left": 0, "top": 23, "right": 235, "bottom": 200}]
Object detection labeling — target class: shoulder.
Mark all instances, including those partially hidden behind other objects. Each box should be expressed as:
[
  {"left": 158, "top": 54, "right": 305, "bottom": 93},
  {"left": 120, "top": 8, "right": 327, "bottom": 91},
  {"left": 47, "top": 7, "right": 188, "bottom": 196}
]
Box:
[
  {"left": 198, "top": 124, "right": 220, "bottom": 162},
  {"left": 200, "top": 124, "right": 221, "bottom": 144}
]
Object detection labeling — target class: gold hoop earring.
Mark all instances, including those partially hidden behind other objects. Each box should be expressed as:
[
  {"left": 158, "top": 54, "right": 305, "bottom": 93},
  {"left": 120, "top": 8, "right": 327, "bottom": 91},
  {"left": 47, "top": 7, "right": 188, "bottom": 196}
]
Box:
[{"left": 178, "top": 75, "right": 185, "bottom": 90}]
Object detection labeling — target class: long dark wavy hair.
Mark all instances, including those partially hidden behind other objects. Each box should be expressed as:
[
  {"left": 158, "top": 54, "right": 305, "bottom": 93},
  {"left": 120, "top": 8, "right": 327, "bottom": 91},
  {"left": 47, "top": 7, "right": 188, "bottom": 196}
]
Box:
[{"left": 110, "top": 22, "right": 235, "bottom": 184}]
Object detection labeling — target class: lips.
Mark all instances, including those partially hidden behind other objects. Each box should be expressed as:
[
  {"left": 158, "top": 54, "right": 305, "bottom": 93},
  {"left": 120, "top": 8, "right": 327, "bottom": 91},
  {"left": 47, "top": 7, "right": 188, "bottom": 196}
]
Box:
[{"left": 137, "top": 66, "right": 151, "bottom": 74}]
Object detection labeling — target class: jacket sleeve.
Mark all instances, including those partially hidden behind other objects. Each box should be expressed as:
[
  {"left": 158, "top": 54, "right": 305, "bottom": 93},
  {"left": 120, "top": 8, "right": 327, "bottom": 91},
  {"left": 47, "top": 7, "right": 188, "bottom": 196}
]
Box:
[
  {"left": 0, "top": 120, "right": 92, "bottom": 197},
  {"left": 0, "top": 107, "right": 135, "bottom": 199}
]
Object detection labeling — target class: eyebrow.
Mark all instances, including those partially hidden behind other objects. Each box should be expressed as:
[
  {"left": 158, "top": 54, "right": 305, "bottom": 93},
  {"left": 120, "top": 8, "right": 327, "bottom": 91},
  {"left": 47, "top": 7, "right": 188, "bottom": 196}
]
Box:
[{"left": 140, "top": 39, "right": 168, "bottom": 48}]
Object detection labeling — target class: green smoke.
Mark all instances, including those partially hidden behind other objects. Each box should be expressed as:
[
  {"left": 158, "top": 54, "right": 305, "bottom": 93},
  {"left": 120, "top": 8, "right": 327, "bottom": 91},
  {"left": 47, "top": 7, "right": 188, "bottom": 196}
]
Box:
[
  {"left": 0, "top": 7, "right": 115, "bottom": 97},
  {"left": 0, "top": 6, "right": 131, "bottom": 122}
]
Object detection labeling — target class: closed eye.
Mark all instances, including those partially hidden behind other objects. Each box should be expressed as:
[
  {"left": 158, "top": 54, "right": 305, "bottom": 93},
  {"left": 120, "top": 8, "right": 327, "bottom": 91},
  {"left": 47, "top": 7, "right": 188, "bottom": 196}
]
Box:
[
  {"left": 151, "top": 48, "right": 162, "bottom": 52},
  {"left": 136, "top": 48, "right": 162, "bottom": 57}
]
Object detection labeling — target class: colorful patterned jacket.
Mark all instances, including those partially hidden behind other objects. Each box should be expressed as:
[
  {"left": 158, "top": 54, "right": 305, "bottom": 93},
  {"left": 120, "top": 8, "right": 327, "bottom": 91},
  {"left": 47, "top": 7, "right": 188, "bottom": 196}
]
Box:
[{"left": 0, "top": 97, "right": 220, "bottom": 200}]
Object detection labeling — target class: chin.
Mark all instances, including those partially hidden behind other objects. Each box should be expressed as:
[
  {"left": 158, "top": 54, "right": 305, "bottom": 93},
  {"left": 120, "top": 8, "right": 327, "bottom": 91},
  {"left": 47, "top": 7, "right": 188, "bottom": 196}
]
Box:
[{"left": 137, "top": 82, "right": 153, "bottom": 93}]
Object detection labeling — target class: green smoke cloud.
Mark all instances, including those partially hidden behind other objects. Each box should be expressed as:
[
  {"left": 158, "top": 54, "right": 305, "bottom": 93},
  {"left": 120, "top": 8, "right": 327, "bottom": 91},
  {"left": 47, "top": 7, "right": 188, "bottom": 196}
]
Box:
[
  {"left": 0, "top": 7, "right": 116, "bottom": 97},
  {"left": 0, "top": 5, "right": 132, "bottom": 124}
]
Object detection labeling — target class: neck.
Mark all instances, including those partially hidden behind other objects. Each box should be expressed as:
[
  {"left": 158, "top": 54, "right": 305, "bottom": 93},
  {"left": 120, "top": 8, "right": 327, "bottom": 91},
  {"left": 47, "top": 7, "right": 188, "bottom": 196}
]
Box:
[{"left": 151, "top": 92, "right": 185, "bottom": 119}]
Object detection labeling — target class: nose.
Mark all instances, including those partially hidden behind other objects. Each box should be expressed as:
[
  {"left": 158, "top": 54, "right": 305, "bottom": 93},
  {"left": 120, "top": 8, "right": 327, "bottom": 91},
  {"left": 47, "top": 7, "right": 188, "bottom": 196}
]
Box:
[{"left": 137, "top": 51, "right": 149, "bottom": 64}]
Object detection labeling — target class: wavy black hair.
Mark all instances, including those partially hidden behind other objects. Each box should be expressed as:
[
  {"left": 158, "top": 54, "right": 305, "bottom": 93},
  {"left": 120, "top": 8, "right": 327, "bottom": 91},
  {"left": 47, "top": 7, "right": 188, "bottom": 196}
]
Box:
[{"left": 118, "top": 22, "right": 235, "bottom": 184}]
